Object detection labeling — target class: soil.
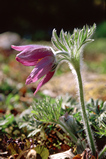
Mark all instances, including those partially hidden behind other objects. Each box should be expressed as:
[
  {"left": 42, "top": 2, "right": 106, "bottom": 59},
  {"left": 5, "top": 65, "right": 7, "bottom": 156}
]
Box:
[{"left": 39, "top": 70, "right": 106, "bottom": 101}]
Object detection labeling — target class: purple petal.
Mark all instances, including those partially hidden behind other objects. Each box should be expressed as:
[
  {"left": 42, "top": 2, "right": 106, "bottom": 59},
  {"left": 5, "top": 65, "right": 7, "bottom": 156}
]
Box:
[
  {"left": 16, "top": 56, "right": 38, "bottom": 66},
  {"left": 26, "top": 56, "right": 54, "bottom": 84},
  {"left": 12, "top": 44, "right": 50, "bottom": 51},
  {"left": 34, "top": 71, "right": 55, "bottom": 94},
  {"left": 12, "top": 45, "right": 54, "bottom": 66},
  {"left": 11, "top": 45, "right": 33, "bottom": 51}
]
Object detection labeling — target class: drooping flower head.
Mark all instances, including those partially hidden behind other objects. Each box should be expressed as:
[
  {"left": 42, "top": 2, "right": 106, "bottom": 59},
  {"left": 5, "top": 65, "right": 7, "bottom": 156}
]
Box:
[{"left": 11, "top": 45, "right": 57, "bottom": 94}]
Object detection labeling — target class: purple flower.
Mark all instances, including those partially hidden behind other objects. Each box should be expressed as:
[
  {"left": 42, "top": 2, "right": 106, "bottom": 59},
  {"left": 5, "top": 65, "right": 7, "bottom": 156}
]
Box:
[{"left": 11, "top": 45, "right": 56, "bottom": 94}]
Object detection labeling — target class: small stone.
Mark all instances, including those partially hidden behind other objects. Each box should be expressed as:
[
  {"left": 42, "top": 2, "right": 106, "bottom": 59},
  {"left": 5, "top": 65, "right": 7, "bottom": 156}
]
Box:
[
  {"left": 49, "top": 149, "right": 74, "bottom": 159},
  {"left": 0, "top": 32, "right": 21, "bottom": 50},
  {"left": 26, "top": 149, "right": 37, "bottom": 159}
]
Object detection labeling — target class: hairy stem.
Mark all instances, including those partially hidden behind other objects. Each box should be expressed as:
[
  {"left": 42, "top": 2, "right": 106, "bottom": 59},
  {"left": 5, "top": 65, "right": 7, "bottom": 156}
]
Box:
[
  {"left": 76, "top": 68, "right": 96, "bottom": 156},
  {"left": 58, "top": 121, "right": 78, "bottom": 143},
  {"left": 98, "top": 145, "right": 106, "bottom": 159}
]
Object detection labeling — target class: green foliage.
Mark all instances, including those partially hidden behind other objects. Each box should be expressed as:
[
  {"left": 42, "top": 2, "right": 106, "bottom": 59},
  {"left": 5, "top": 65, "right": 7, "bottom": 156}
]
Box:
[
  {"left": 5, "top": 94, "right": 20, "bottom": 109},
  {"left": 0, "top": 91, "right": 21, "bottom": 113},
  {"left": 0, "top": 113, "right": 18, "bottom": 136},
  {"left": 0, "top": 81, "right": 14, "bottom": 95},
  {"left": 18, "top": 96, "right": 79, "bottom": 149},
  {"left": 0, "top": 114, "right": 14, "bottom": 130},
  {"left": 1, "top": 94, "right": 106, "bottom": 157},
  {"left": 31, "top": 97, "right": 63, "bottom": 123},
  {"left": 86, "top": 98, "right": 106, "bottom": 137},
  {"left": 17, "top": 108, "right": 42, "bottom": 137},
  {"left": 52, "top": 24, "right": 96, "bottom": 54},
  {"left": 15, "top": 95, "right": 106, "bottom": 141},
  {"left": 94, "top": 122, "right": 106, "bottom": 137},
  {"left": 35, "top": 146, "right": 49, "bottom": 159}
]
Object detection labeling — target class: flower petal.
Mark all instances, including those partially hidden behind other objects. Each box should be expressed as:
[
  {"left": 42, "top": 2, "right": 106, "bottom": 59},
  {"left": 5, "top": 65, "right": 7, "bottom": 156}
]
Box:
[
  {"left": 12, "top": 45, "right": 54, "bottom": 66},
  {"left": 26, "top": 56, "right": 54, "bottom": 84},
  {"left": 34, "top": 71, "right": 55, "bottom": 94},
  {"left": 11, "top": 45, "right": 33, "bottom": 51},
  {"left": 16, "top": 56, "right": 38, "bottom": 66}
]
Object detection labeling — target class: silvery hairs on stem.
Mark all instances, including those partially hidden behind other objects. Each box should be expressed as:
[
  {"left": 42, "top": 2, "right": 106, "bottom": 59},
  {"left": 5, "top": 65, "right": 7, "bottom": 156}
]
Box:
[
  {"left": 51, "top": 23, "right": 96, "bottom": 73},
  {"left": 51, "top": 24, "right": 97, "bottom": 157}
]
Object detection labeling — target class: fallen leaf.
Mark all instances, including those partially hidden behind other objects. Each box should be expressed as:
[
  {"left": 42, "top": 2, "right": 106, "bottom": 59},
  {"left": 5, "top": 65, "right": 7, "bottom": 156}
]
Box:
[{"left": 35, "top": 145, "right": 49, "bottom": 159}]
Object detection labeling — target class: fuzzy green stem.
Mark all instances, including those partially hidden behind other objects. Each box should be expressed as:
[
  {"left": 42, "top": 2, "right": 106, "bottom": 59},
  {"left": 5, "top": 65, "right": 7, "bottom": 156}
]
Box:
[
  {"left": 98, "top": 145, "right": 106, "bottom": 159},
  {"left": 58, "top": 121, "right": 78, "bottom": 143},
  {"left": 75, "top": 68, "right": 96, "bottom": 156}
]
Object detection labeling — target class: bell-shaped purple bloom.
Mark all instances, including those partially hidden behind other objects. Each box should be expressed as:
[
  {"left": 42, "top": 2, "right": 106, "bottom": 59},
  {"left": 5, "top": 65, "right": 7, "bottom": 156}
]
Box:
[{"left": 11, "top": 45, "right": 56, "bottom": 94}]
